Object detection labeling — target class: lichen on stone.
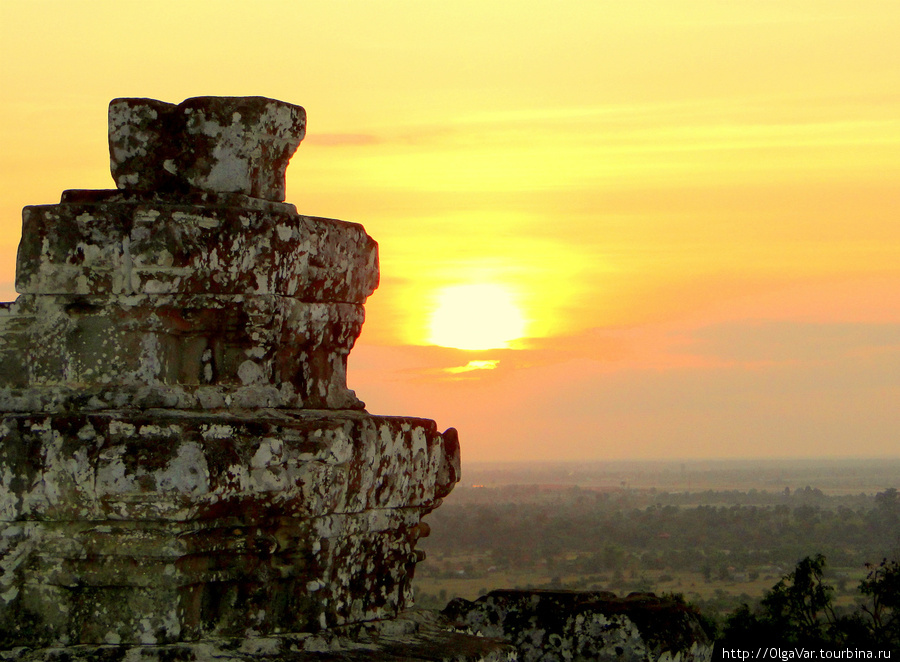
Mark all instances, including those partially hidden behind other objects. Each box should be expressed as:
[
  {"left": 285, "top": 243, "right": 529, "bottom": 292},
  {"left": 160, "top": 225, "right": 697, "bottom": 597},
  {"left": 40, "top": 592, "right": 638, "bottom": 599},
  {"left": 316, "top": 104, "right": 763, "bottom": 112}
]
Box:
[{"left": 0, "top": 97, "right": 460, "bottom": 651}]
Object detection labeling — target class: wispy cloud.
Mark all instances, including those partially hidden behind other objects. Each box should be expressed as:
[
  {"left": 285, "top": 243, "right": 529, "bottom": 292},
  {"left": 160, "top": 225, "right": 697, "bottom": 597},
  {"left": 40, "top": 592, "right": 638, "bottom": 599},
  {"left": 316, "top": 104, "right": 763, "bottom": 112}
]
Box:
[
  {"left": 444, "top": 359, "right": 500, "bottom": 376},
  {"left": 305, "top": 133, "right": 380, "bottom": 147}
]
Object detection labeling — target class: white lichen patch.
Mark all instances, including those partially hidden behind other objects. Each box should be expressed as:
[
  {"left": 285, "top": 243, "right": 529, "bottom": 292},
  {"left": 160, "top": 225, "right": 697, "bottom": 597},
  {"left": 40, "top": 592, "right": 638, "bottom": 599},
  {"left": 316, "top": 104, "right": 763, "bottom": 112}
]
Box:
[
  {"left": 250, "top": 437, "right": 283, "bottom": 469},
  {"left": 276, "top": 223, "right": 293, "bottom": 242},
  {"left": 237, "top": 360, "right": 265, "bottom": 386},
  {"left": 155, "top": 442, "right": 209, "bottom": 495},
  {"left": 108, "top": 420, "right": 137, "bottom": 437},
  {"left": 96, "top": 450, "right": 137, "bottom": 495},
  {"left": 201, "top": 423, "right": 235, "bottom": 440}
]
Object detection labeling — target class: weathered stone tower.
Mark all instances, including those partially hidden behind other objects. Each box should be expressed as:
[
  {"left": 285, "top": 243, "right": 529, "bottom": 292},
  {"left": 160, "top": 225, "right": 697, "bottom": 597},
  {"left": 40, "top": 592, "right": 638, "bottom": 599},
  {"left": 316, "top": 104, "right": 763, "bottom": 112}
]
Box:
[{"left": 0, "top": 97, "right": 461, "bottom": 648}]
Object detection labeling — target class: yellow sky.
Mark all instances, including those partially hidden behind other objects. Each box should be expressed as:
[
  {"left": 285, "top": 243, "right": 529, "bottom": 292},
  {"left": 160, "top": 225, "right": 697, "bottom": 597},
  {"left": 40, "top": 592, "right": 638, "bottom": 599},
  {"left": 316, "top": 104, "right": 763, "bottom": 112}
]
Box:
[{"left": 2, "top": 1, "right": 899, "bottom": 461}]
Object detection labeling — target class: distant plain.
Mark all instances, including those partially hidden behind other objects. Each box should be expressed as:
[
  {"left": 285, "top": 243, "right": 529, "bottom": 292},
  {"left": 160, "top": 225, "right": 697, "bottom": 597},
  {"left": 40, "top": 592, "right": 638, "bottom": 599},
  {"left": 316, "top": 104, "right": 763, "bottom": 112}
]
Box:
[{"left": 414, "top": 458, "right": 900, "bottom": 618}]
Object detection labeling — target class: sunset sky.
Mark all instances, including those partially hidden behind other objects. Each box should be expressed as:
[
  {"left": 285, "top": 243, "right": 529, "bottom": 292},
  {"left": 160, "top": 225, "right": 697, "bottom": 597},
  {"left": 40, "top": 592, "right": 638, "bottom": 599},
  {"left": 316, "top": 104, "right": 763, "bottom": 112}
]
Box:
[{"left": 1, "top": 1, "right": 899, "bottom": 461}]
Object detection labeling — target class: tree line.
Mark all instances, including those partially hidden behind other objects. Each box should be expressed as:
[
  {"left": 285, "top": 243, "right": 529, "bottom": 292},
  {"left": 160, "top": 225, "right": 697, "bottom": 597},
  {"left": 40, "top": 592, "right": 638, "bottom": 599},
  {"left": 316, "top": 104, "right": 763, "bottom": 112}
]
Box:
[
  {"left": 422, "top": 485, "right": 900, "bottom": 576},
  {"left": 417, "top": 484, "right": 900, "bottom": 639}
]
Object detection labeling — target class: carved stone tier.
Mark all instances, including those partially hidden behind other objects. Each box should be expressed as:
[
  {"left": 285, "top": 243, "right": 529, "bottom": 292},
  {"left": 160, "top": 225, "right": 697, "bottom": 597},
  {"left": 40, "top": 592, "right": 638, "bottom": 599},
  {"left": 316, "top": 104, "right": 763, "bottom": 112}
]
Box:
[
  {"left": 0, "top": 294, "right": 364, "bottom": 411},
  {"left": 17, "top": 190, "right": 377, "bottom": 301},
  {"left": 3, "top": 186, "right": 380, "bottom": 412},
  {"left": 0, "top": 410, "right": 459, "bottom": 645}
]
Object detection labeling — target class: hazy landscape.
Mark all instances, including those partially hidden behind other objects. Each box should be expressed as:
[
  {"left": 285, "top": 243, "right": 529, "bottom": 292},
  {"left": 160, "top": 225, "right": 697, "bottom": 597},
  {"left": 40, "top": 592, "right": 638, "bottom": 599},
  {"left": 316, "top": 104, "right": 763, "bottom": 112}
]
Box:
[{"left": 414, "top": 458, "right": 900, "bottom": 624}]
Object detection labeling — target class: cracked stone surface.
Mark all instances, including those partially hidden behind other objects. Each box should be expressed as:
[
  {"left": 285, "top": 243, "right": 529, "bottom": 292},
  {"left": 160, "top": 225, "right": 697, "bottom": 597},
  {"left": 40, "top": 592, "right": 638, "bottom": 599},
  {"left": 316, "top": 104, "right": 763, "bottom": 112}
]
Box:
[
  {"left": 443, "top": 590, "right": 714, "bottom": 662},
  {"left": 0, "top": 411, "right": 460, "bottom": 645},
  {"left": 1, "top": 294, "right": 367, "bottom": 411},
  {"left": 17, "top": 190, "right": 378, "bottom": 301},
  {"left": 1, "top": 610, "right": 516, "bottom": 661},
  {"left": 108, "top": 97, "right": 306, "bottom": 201}
]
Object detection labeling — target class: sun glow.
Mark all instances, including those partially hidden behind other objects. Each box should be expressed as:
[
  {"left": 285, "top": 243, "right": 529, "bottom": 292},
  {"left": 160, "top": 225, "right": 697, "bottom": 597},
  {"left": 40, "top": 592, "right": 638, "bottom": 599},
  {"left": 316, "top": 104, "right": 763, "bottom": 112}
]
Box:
[{"left": 428, "top": 284, "right": 526, "bottom": 350}]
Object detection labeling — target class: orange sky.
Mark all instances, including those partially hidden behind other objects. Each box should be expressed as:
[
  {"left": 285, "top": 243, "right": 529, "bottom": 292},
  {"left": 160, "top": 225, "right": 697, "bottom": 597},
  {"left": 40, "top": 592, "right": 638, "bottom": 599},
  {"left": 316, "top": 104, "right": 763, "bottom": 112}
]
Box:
[{"left": 2, "top": 1, "right": 899, "bottom": 461}]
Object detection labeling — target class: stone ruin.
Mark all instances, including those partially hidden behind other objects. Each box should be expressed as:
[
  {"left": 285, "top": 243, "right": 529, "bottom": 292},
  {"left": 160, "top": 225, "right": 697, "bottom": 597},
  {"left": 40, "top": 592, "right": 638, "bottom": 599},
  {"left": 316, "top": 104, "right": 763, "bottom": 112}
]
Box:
[
  {"left": 0, "top": 96, "right": 714, "bottom": 661},
  {"left": 0, "top": 96, "right": 475, "bottom": 653}
]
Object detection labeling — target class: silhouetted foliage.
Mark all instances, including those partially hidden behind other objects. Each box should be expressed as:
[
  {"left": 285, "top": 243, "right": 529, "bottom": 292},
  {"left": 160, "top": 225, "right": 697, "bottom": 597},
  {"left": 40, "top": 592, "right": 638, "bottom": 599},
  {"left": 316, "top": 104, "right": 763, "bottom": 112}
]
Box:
[
  {"left": 858, "top": 558, "right": 900, "bottom": 646},
  {"left": 721, "top": 555, "right": 900, "bottom": 647}
]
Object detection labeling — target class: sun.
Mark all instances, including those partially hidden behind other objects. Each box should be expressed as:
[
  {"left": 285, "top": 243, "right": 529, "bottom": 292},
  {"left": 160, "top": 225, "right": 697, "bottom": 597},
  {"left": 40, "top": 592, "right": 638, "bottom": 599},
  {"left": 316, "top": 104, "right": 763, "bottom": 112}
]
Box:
[{"left": 427, "top": 284, "right": 526, "bottom": 350}]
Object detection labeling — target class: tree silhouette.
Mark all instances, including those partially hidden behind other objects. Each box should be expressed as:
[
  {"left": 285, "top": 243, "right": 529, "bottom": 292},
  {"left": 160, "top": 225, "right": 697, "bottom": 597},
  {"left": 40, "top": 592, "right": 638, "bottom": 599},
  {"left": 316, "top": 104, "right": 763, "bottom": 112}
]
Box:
[{"left": 722, "top": 555, "right": 900, "bottom": 647}]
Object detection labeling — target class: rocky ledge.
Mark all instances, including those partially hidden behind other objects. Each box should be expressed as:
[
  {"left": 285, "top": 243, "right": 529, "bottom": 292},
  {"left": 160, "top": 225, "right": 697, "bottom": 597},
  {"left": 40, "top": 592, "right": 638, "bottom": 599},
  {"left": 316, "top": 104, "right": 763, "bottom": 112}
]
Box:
[
  {"left": 444, "top": 590, "right": 714, "bottom": 662},
  {"left": 0, "top": 610, "right": 515, "bottom": 662}
]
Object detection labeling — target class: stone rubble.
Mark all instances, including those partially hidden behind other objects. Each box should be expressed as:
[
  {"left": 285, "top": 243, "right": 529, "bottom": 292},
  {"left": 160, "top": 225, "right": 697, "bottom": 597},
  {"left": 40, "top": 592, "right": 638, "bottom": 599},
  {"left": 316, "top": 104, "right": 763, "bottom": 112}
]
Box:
[{"left": 443, "top": 590, "right": 714, "bottom": 662}]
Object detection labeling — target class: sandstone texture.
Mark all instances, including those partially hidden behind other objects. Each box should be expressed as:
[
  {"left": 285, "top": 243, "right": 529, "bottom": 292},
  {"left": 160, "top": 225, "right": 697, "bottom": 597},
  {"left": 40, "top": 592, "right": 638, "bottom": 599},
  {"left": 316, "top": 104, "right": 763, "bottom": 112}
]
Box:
[
  {"left": 0, "top": 293, "right": 366, "bottom": 411},
  {"left": 0, "top": 610, "right": 515, "bottom": 661},
  {"left": 444, "top": 590, "right": 714, "bottom": 662},
  {"left": 17, "top": 190, "right": 377, "bottom": 301},
  {"left": 109, "top": 97, "right": 306, "bottom": 201},
  {"left": 0, "top": 411, "right": 459, "bottom": 646},
  {"left": 0, "top": 97, "right": 461, "bottom": 652}
]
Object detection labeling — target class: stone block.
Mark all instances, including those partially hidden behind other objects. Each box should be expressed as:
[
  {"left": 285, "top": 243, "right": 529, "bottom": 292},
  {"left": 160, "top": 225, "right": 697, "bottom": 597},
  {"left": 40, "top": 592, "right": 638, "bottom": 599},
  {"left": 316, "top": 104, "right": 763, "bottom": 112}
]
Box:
[
  {"left": 0, "top": 610, "right": 517, "bottom": 660},
  {"left": 0, "top": 411, "right": 458, "bottom": 522},
  {"left": 444, "top": 590, "right": 714, "bottom": 661},
  {"left": 108, "top": 97, "right": 306, "bottom": 201},
  {"left": 0, "top": 295, "right": 365, "bottom": 411},
  {"left": 16, "top": 196, "right": 378, "bottom": 301},
  {"left": 0, "top": 411, "right": 461, "bottom": 645}
]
